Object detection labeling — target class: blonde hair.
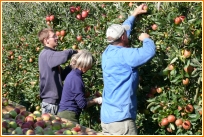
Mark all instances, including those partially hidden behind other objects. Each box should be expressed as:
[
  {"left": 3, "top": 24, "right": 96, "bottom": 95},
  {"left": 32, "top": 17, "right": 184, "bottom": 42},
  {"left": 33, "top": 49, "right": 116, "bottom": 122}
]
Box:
[
  {"left": 38, "top": 28, "right": 54, "bottom": 44},
  {"left": 70, "top": 50, "right": 94, "bottom": 70}
]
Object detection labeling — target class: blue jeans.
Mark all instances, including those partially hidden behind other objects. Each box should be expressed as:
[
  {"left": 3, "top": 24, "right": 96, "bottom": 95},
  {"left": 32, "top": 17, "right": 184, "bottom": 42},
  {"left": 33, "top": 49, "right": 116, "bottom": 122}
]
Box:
[{"left": 41, "top": 102, "right": 59, "bottom": 115}]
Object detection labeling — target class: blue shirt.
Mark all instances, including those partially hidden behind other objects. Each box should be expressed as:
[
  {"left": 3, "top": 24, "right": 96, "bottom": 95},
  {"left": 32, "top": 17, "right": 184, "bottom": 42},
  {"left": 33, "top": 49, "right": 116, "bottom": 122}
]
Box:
[
  {"left": 101, "top": 16, "right": 156, "bottom": 123},
  {"left": 58, "top": 68, "right": 87, "bottom": 115}
]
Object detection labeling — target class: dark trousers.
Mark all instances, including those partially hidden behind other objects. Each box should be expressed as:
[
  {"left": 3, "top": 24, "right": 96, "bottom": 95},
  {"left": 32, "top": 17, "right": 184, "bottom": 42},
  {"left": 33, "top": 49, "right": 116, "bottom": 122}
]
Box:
[{"left": 57, "top": 110, "right": 80, "bottom": 124}]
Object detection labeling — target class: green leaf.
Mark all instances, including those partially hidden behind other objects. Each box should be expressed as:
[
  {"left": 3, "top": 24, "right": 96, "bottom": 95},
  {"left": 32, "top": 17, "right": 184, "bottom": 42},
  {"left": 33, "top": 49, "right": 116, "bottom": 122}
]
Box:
[
  {"left": 170, "top": 75, "right": 182, "bottom": 83},
  {"left": 169, "top": 123, "right": 175, "bottom": 130},
  {"left": 170, "top": 57, "right": 178, "bottom": 64},
  {"left": 188, "top": 114, "right": 198, "bottom": 118},
  {"left": 152, "top": 105, "right": 161, "bottom": 112}
]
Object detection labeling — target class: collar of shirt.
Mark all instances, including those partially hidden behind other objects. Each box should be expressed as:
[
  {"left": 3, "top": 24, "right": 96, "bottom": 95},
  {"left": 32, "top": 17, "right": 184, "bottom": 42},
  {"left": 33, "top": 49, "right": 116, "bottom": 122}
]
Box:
[
  {"left": 73, "top": 68, "right": 83, "bottom": 76},
  {"left": 44, "top": 46, "right": 56, "bottom": 51}
]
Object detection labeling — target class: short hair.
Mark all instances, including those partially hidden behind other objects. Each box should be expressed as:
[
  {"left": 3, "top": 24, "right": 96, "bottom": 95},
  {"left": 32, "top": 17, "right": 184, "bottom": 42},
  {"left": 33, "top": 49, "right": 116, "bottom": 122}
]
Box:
[
  {"left": 38, "top": 28, "right": 54, "bottom": 44},
  {"left": 70, "top": 50, "right": 94, "bottom": 70}
]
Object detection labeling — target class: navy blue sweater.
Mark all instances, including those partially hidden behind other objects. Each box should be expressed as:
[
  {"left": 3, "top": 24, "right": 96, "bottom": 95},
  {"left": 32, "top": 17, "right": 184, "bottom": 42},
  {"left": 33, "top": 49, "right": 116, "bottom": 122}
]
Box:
[
  {"left": 38, "top": 46, "right": 77, "bottom": 104},
  {"left": 58, "top": 68, "right": 87, "bottom": 115}
]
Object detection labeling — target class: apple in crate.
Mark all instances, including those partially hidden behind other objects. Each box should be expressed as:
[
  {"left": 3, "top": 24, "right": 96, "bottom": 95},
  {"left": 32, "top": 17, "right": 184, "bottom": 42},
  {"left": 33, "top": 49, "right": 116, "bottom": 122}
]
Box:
[
  {"left": 33, "top": 111, "right": 41, "bottom": 117},
  {"left": 41, "top": 113, "right": 51, "bottom": 121},
  {"left": 14, "top": 108, "right": 21, "bottom": 115},
  {"left": 20, "top": 111, "right": 29, "bottom": 117}
]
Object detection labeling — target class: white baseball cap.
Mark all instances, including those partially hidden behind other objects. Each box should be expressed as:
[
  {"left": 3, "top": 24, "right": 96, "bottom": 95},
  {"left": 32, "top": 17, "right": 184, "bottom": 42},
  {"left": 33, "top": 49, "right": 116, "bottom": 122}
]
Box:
[{"left": 106, "top": 24, "right": 130, "bottom": 43}]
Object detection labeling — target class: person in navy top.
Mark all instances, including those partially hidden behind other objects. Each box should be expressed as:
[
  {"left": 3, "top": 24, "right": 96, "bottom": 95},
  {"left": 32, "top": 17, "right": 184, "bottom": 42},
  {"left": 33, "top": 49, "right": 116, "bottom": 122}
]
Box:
[{"left": 57, "top": 50, "right": 102, "bottom": 124}]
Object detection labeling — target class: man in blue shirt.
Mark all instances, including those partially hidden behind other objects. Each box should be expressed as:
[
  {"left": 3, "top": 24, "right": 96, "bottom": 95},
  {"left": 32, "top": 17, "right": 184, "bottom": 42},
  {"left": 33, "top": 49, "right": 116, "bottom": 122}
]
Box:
[{"left": 100, "top": 4, "right": 156, "bottom": 135}]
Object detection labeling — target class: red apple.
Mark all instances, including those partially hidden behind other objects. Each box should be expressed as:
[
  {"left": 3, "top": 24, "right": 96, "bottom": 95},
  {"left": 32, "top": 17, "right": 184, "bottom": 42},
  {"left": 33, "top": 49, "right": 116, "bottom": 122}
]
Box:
[
  {"left": 46, "top": 16, "right": 50, "bottom": 21},
  {"left": 56, "top": 31, "right": 60, "bottom": 36},
  {"left": 34, "top": 121, "right": 46, "bottom": 128},
  {"left": 76, "top": 14, "right": 82, "bottom": 20},
  {"left": 182, "top": 120, "right": 191, "bottom": 130},
  {"left": 152, "top": 24, "right": 158, "bottom": 30},
  {"left": 179, "top": 15, "right": 185, "bottom": 21},
  {"left": 82, "top": 10, "right": 88, "bottom": 18},
  {"left": 25, "top": 116, "right": 34, "bottom": 122},
  {"left": 35, "top": 117, "right": 43, "bottom": 122},
  {"left": 175, "top": 17, "right": 182, "bottom": 25},
  {"left": 16, "top": 120, "right": 24, "bottom": 127},
  {"left": 60, "top": 30, "right": 66, "bottom": 36},
  {"left": 21, "top": 122, "right": 32, "bottom": 129},
  {"left": 18, "top": 55, "right": 22, "bottom": 60},
  {"left": 41, "top": 113, "right": 51, "bottom": 121},
  {"left": 28, "top": 113, "right": 36, "bottom": 119},
  {"left": 20, "top": 111, "right": 29, "bottom": 117},
  {"left": 72, "top": 125, "right": 81, "bottom": 132},
  {"left": 49, "top": 15, "right": 54, "bottom": 21},
  {"left": 77, "top": 35, "right": 82, "bottom": 42},
  {"left": 75, "top": 6, "right": 81, "bottom": 11},
  {"left": 183, "top": 49, "right": 191, "bottom": 58},
  {"left": 27, "top": 121, "right": 34, "bottom": 127},
  {"left": 9, "top": 50, "right": 14, "bottom": 56},
  {"left": 14, "top": 108, "right": 21, "bottom": 114},
  {"left": 70, "top": 6, "right": 76, "bottom": 13},
  {"left": 2, "top": 121, "right": 9, "bottom": 129}
]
